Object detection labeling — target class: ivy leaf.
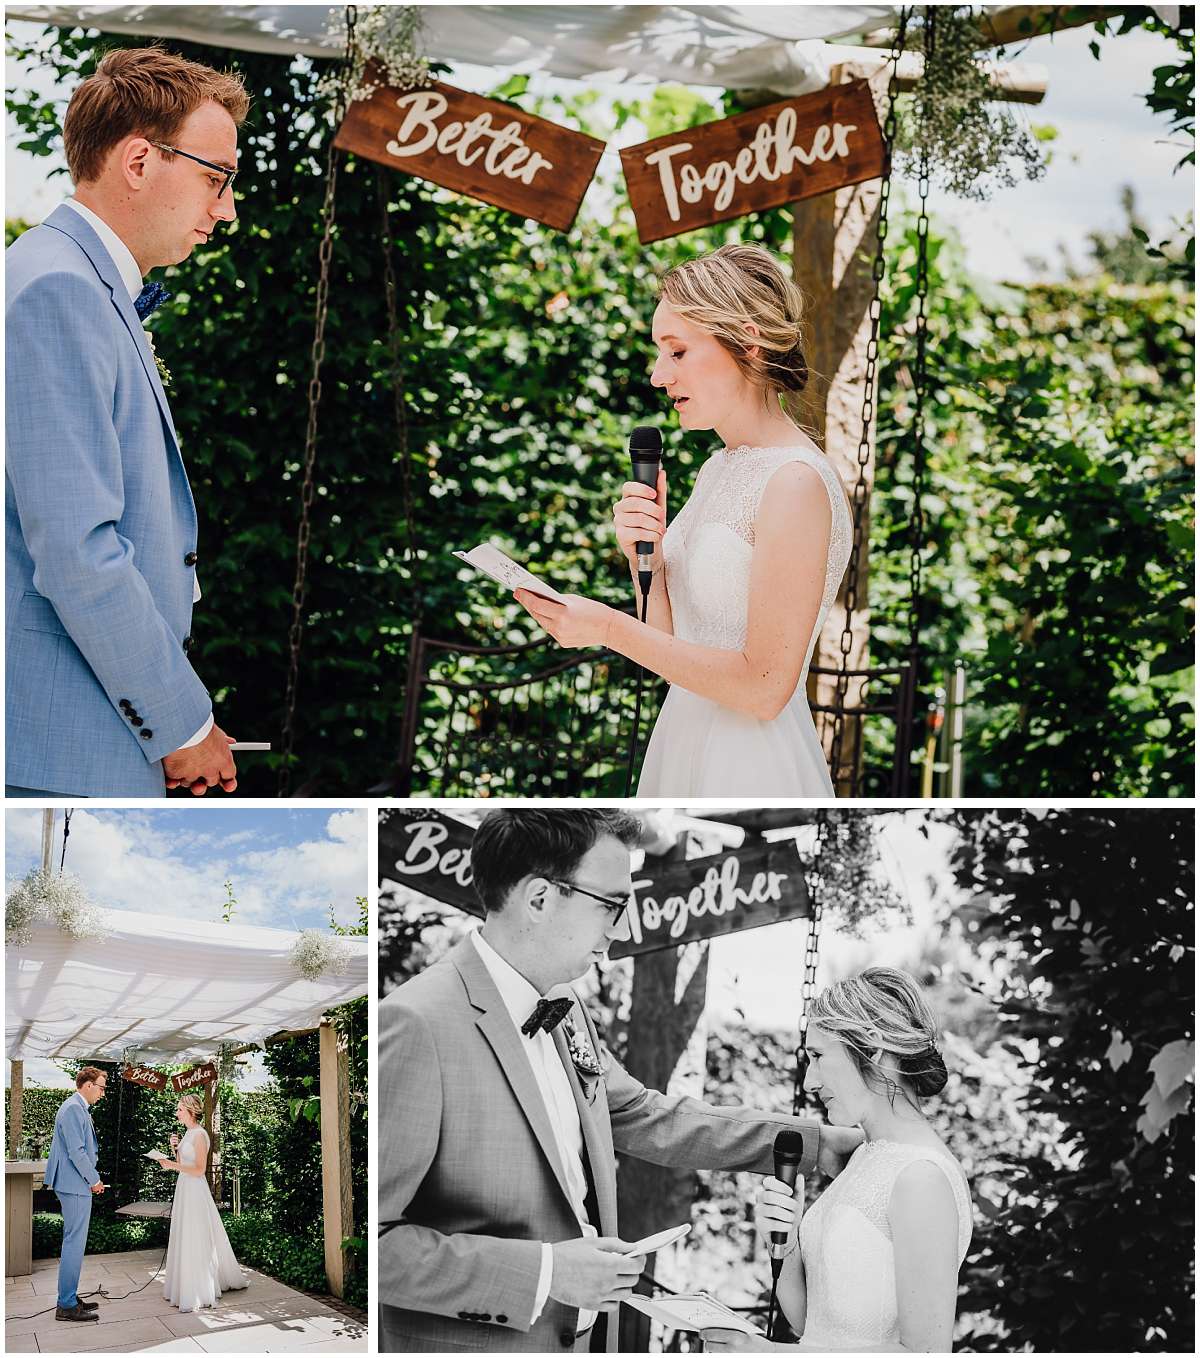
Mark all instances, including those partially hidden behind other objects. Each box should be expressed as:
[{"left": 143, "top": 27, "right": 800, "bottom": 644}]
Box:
[
  {"left": 1136, "top": 1077, "right": 1192, "bottom": 1144},
  {"left": 1149, "top": 1038, "right": 1195, "bottom": 1098},
  {"left": 1105, "top": 1029, "right": 1133, "bottom": 1071}
]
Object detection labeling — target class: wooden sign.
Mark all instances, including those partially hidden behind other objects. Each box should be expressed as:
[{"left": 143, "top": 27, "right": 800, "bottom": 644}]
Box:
[
  {"left": 380, "top": 810, "right": 480, "bottom": 916},
  {"left": 120, "top": 1064, "right": 167, "bottom": 1090},
  {"left": 380, "top": 812, "right": 810, "bottom": 957},
  {"left": 334, "top": 76, "right": 605, "bottom": 233},
  {"left": 620, "top": 79, "right": 885, "bottom": 243},
  {"left": 169, "top": 1061, "right": 218, "bottom": 1093},
  {"left": 609, "top": 839, "right": 810, "bottom": 959}
]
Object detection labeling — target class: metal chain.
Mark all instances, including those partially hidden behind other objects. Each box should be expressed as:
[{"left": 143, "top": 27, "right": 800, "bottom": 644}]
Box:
[
  {"left": 59, "top": 808, "right": 72, "bottom": 872},
  {"left": 279, "top": 5, "right": 358, "bottom": 797},
  {"left": 793, "top": 811, "right": 830, "bottom": 1117},
  {"left": 908, "top": 6, "right": 933, "bottom": 659},
  {"left": 376, "top": 168, "right": 420, "bottom": 622},
  {"left": 828, "top": 6, "right": 911, "bottom": 790}
]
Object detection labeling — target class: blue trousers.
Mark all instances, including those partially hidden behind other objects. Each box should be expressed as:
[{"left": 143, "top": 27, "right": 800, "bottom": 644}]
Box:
[
  {"left": 5, "top": 787, "right": 86, "bottom": 798},
  {"left": 56, "top": 1191, "right": 92, "bottom": 1308}
]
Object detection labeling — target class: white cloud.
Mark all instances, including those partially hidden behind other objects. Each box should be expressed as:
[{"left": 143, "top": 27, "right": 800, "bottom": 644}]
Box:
[{"left": 5, "top": 809, "right": 368, "bottom": 930}]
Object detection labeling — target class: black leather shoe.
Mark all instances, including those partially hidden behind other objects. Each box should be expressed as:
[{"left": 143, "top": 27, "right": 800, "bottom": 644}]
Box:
[
  {"left": 55, "top": 1304, "right": 99, "bottom": 1322},
  {"left": 78, "top": 1298, "right": 100, "bottom": 1309}
]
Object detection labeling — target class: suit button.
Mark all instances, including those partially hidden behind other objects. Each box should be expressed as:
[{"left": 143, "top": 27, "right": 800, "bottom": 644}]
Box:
[
  {"left": 560, "top": 1331, "right": 575, "bottom": 1347},
  {"left": 119, "top": 699, "right": 132, "bottom": 711},
  {"left": 497, "top": 1314, "right": 508, "bottom": 1324},
  {"left": 141, "top": 729, "right": 154, "bottom": 740},
  {"left": 480, "top": 1314, "right": 491, "bottom": 1321},
  {"left": 184, "top": 551, "right": 198, "bottom": 567},
  {"left": 457, "top": 1312, "right": 469, "bottom": 1320},
  {"left": 130, "top": 716, "right": 143, "bottom": 727},
  {"left": 182, "top": 635, "right": 195, "bottom": 654}
]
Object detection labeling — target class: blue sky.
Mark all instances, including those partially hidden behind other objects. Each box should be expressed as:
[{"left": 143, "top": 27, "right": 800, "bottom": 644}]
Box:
[
  {"left": 5, "top": 18, "right": 1193, "bottom": 281},
  {"left": 5, "top": 807, "right": 369, "bottom": 930}
]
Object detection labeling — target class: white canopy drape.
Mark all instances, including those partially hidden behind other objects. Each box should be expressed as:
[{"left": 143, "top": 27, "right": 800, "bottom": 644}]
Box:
[
  {"left": 6, "top": 4, "right": 901, "bottom": 94},
  {"left": 5, "top": 908, "right": 368, "bottom": 1063}
]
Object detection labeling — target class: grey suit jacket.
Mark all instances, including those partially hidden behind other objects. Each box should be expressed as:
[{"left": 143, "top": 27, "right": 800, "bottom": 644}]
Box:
[{"left": 379, "top": 937, "right": 820, "bottom": 1353}]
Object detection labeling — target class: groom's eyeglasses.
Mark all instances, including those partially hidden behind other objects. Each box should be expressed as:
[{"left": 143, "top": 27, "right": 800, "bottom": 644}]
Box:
[
  {"left": 550, "top": 879, "right": 633, "bottom": 920},
  {"left": 149, "top": 141, "right": 238, "bottom": 197}
]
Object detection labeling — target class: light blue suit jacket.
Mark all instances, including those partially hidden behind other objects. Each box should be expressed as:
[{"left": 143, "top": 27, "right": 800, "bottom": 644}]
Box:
[
  {"left": 44, "top": 1093, "right": 100, "bottom": 1197},
  {"left": 6, "top": 204, "right": 212, "bottom": 795}
]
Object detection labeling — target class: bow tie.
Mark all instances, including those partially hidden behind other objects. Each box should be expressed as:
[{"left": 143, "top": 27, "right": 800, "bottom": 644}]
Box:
[
  {"left": 134, "top": 281, "right": 172, "bottom": 321},
  {"left": 521, "top": 996, "right": 573, "bottom": 1038}
]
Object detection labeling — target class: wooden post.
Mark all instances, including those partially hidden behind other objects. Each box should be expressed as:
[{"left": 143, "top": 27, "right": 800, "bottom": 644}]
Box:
[
  {"left": 8, "top": 1059, "right": 24, "bottom": 1156},
  {"left": 617, "top": 833, "right": 709, "bottom": 1351},
  {"left": 797, "top": 62, "right": 889, "bottom": 786},
  {"left": 319, "top": 1017, "right": 354, "bottom": 1299},
  {"left": 202, "top": 1082, "right": 218, "bottom": 1197}
]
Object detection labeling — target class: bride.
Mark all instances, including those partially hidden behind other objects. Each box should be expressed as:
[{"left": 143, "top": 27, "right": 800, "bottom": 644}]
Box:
[
  {"left": 514, "top": 242, "right": 851, "bottom": 796},
  {"left": 158, "top": 1093, "right": 248, "bottom": 1312},
  {"left": 703, "top": 968, "right": 972, "bottom": 1353}
]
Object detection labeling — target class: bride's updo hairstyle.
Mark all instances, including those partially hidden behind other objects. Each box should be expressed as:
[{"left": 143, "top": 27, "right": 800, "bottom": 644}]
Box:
[
  {"left": 809, "top": 966, "right": 949, "bottom": 1100},
  {"left": 658, "top": 243, "right": 810, "bottom": 418},
  {"left": 178, "top": 1093, "right": 203, "bottom": 1122}
]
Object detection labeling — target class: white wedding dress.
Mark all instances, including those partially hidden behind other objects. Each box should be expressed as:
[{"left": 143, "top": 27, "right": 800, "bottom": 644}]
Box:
[
  {"left": 798, "top": 1140, "right": 973, "bottom": 1349},
  {"left": 636, "top": 443, "right": 852, "bottom": 796},
  {"left": 162, "top": 1127, "right": 248, "bottom": 1312}
]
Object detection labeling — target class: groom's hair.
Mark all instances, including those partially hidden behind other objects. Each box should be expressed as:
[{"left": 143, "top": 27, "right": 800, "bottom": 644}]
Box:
[
  {"left": 472, "top": 810, "right": 642, "bottom": 914},
  {"left": 64, "top": 45, "right": 250, "bottom": 185},
  {"left": 75, "top": 1066, "right": 105, "bottom": 1089}
]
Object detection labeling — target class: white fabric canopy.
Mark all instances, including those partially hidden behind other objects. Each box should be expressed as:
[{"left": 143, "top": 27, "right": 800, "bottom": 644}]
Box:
[
  {"left": 5, "top": 907, "right": 368, "bottom": 1063},
  {"left": 6, "top": 4, "right": 900, "bottom": 94}
]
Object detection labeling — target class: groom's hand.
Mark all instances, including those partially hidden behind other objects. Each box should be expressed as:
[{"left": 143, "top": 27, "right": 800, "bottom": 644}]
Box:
[
  {"left": 817, "top": 1123, "right": 865, "bottom": 1177},
  {"left": 163, "top": 725, "right": 238, "bottom": 795},
  {"left": 90, "top": 1182, "right": 106, "bottom": 1194},
  {"left": 548, "top": 1237, "right": 646, "bottom": 1313}
]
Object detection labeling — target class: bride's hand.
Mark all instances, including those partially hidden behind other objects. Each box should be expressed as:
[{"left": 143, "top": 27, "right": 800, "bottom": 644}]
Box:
[
  {"left": 514, "top": 591, "right": 616, "bottom": 649},
  {"left": 754, "top": 1174, "right": 802, "bottom": 1254},
  {"left": 613, "top": 468, "right": 667, "bottom": 567}
]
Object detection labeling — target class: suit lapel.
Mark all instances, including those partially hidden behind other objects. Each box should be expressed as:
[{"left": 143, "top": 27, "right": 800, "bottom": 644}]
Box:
[
  {"left": 552, "top": 1016, "right": 618, "bottom": 1235},
  {"left": 452, "top": 940, "right": 577, "bottom": 1215},
  {"left": 43, "top": 204, "right": 180, "bottom": 454}
]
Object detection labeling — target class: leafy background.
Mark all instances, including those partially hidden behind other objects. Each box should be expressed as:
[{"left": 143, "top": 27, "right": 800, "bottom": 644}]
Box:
[{"left": 5, "top": 15, "right": 1193, "bottom": 796}]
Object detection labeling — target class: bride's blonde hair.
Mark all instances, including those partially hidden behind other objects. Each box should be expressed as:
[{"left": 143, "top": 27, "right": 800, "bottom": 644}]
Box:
[
  {"left": 809, "top": 967, "right": 949, "bottom": 1099},
  {"left": 177, "top": 1093, "right": 203, "bottom": 1122},
  {"left": 658, "top": 243, "right": 811, "bottom": 421}
]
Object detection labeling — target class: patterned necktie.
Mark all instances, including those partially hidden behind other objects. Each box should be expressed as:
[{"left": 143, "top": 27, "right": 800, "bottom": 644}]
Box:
[
  {"left": 521, "top": 996, "right": 573, "bottom": 1038},
  {"left": 134, "top": 281, "right": 172, "bottom": 321}
]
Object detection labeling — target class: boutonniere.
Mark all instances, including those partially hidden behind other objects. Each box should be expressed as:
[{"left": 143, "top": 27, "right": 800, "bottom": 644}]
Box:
[
  {"left": 146, "top": 330, "right": 173, "bottom": 389},
  {"left": 562, "top": 1013, "right": 604, "bottom": 1103}
]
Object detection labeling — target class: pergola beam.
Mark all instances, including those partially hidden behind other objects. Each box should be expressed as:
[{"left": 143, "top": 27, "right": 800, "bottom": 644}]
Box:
[{"left": 860, "top": 5, "right": 1129, "bottom": 50}]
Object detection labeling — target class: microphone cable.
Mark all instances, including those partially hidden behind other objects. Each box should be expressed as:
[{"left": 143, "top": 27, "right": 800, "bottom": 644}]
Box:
[{"left": 623, "top": 568, "right": 653, "bottom": 797}]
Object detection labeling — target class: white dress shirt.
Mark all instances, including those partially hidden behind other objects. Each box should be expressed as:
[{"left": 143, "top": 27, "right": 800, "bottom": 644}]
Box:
[
  {"left": 61, "top": 198, "right": 212, "bottom": 751},
  {"left": 470, "top": 930, "right": 597, "bottom": 1330}
]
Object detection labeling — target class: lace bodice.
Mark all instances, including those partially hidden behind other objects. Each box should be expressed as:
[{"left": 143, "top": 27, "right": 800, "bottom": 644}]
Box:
[
  {"left": 179, "top": 1127, "right": 204, "bottom": 1166},
  {"left": 661, "top": 444, "right": 852, "bottom": 658},
  {"left": 798, "top": 1140, "right": 973, "bottom": 1349}
]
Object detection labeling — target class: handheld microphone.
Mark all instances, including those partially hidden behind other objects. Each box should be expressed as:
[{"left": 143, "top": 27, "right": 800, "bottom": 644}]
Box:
[
  {"left": 628, "top": 426, "right": 662, "bottom": 596},
  {"left": 768, "top": 1129, "right": 805, "bottom": 1262}
]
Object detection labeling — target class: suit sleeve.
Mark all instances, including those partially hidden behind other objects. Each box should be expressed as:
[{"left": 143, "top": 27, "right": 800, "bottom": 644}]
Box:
[
  {"left": 377, "top": 996, "right": 544, "bottom": 1331},
  {"left": 597, "top": 1021, "right": 820, "bottom": 1176},
  {"left": 5, "top": 269, "right": 212, "bottom": 761},
  {"left": 61, "top": 1105, "right": 99, "bottom": 1188}
]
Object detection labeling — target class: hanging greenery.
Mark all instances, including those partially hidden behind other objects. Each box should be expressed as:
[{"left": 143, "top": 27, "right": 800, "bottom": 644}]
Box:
[
  {"left": 319, "top": 3, "right": 429, "bottom": 106},
  {"left": 897, "top": 5, "right": 1047, "bottom": 201},
  {"left": 803, "top": 813, "right": 908, "bottom": 934},
  {"left": 4, "top": 868, "right": 106, "bottom": 947}
]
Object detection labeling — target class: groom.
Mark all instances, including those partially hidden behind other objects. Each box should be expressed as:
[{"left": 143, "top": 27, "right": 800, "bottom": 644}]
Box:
[
  {"left": 5, "top": 46, "right": 248, "bottom": 797},
  {"left": 379, "top": 809, "right": 860, "bottom": 1352},
  {"left": 44, "top": 1067, "right": 108, "bottom": 1323}
]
